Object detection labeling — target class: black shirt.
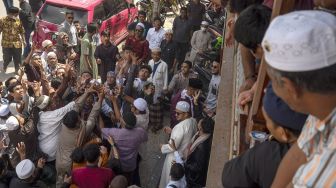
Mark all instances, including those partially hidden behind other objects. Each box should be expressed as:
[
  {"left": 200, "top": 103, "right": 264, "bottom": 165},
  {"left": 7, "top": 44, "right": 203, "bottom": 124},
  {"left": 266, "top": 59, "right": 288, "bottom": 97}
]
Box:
[
  {"left": 160, "top": 39, "right": 177, "bottom": 69},
  {"left": 186, "top": 1, "right": 206, "bottom": 27},
  {"left": 172, "top": 16, "right": 192, "bottom": 43},
  {"left": 222, "top": 140, "right": 291, "bottom": 188},
  {"left": 19, "top": 1, "right": 35, "bottom": 30}
]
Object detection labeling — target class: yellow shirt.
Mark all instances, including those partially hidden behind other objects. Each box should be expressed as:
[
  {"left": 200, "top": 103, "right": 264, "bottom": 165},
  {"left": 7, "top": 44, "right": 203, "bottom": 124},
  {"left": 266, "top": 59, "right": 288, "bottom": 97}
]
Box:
[{"left": 0, "top": 16, "right": 25, "bottom": 48}]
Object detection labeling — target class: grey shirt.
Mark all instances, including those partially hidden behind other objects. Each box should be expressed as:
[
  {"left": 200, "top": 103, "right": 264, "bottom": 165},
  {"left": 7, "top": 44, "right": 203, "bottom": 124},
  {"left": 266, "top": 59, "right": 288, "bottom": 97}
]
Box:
[{"left": 172, "top": 16, "right": 192, "bottom": 43}]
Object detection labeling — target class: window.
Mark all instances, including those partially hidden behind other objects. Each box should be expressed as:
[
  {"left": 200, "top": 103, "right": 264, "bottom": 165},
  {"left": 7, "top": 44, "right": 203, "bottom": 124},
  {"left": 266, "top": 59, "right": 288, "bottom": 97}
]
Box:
[
  {"left": 103, "top": 0, "right": 128, "bottom": 17},
  {"left": 93, "top": 4, "right": 107, "bottom": 21},
  {"left": 39, "top": 4, "right": 88, "bottom": 25}
]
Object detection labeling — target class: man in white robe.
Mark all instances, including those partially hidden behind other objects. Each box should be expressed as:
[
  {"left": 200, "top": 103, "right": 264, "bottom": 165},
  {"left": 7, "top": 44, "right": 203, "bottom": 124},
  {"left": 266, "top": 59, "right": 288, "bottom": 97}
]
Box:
[{"left": 159, "top": 101, "right": 197, "bottom": 188}]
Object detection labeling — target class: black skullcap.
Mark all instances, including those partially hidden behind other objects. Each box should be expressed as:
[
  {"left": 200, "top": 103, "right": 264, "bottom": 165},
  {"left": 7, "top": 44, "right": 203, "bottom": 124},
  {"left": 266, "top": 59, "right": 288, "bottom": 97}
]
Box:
[
  {"left": 123, "top": 112, "right": 137, "bottom": 129},
  {"left": 188, "top": 78, "right": 203, "bottom": 90},
  {"left": 263, "top": 83, "right": 308, "bottom": 135}
]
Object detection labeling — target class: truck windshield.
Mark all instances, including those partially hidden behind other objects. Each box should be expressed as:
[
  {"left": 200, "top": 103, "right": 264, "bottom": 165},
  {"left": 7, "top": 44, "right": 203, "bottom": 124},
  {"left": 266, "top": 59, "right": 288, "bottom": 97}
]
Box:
[{"left": 39, "top": 4, "right": 88, "bottom": 26}]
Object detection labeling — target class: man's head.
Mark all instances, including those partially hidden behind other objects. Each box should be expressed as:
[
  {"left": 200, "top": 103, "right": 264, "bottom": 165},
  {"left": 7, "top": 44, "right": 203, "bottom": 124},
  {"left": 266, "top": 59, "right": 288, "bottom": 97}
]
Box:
[
  {"left": 5, "top": 77, "right": 18, "bottom": 89},
  {"left": 81, "top": 71, "right": 93, "bottom": 82},
  {"left": 198, "top": 117, "right": 215, "bottom": 134},
  {"left": 187, "top": 78, "right": 203, "bottom": 96},
  {"left": 8, "top": 82, "right": 24, "bottom": 101},
  {"left": 123, "top": 46, "right": 133, "bottom": 61},
  {"left": 229, "top": 0, "right": 263, "bottom": 14},
  {"left": 200, "top": 21, "right": 209, "bottom": 32},
  {"left": 47, "top": 52, "right": 58, "bottom": 66},
  {"left": 31, "top": 54, "right": 42, "bottom": 68},
  {"left": 42, "top": 40, "right": 54, "bottom": 52},
  {"left": 234, "top": 4, "right": 271, "bottom": 59},
  {"left": 262, "top": 84, "right": 307, "bottom": 143},
  {"left": 138, "top": 11, "right": 147, "bottom": 23},
  {"left": 74, "top": 20, "right": 81, "bottom": 32},
  {"left": 138, "top": 65, "right": 152, "bottom": 81},
  {"left": 86, "top": 23, "right": 97, "bottom": 35},
  {"left": 262, "top": 11, "right": 336, "bottom": 117},
  {"left": 122, "top": 112, "right": 137, "bottom": 129},
  {"left": 135, "top": 23, "right": 145, "bottom": 38},
  {"left": 101, "top": 30, "right": 110, "bottom": 44},
  {"left": 35, "top": 95, "right": 51, "bottom": 111},
  {"left": 151, "top": 48, "right": 161, "bottom": 62},
  {"left": 65, "top": 11, "right": 74, "bottom": 24},
  {"left": 15, "top": 159, "right": 35, "bottom": 180},
  {"left": 211, "top": 61, "right": 220, "bottom": 75},
  {"left": 83, "top": 144, "right": 100, "bottom": 164},
  {"left": 110, "top": 175, "right": 128, "bottom": 188},
  {"left": 165, "top": 29, "right": 173, "bottom": 42},
  {"left": 106, "top": 71, "right": 116, "bottom": 85},
  {"left": 181, "top": 61, "right": 192, "bottom": 75},
  {"left": 153, "top": 17, "right": 162, "bottom": 30},
  {"left": 180, "top": 7, "right": 187, "bottom": 18},
  {"left": 170, "top": 163, "right": 185, "bottom": 181},
  {"left": 175, "top": 101, "right": 190, "bottom": 121},
  {"left": 63, "top": 110, "right": 79, "bottom": 129},
  {"left": 7, "top": 7, "right": 19, "bottom": 17},
  {"left": 132, "top": 98, "right": 147, "bottom": 114}
]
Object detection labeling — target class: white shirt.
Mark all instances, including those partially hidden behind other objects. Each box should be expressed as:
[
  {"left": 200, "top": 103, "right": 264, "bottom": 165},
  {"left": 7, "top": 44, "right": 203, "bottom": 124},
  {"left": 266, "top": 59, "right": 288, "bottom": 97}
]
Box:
[
  {"left": 135, "top": 108, "right": 149, "bottom": 130},
  {"left": 38, "top": 101, "right": 75, "bottom": 161},
  {"left": 146, "top": 27, "right": 166, "bottom": 50}
]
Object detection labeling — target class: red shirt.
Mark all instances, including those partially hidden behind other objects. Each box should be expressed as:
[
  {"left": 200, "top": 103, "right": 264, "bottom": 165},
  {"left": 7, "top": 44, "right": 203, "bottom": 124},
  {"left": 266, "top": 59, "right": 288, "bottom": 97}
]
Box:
[
  {"left": 72, "top": 166, "right": 115, "bottom": 188},
  {"left": 125, "top": 37, "right": 150, "bottom": 62}
]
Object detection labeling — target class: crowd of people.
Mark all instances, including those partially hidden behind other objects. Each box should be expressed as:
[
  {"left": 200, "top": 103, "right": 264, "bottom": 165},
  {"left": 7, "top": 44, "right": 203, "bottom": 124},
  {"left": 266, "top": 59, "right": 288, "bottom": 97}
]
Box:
[
  {"left": 0, "top": 0, "right": 336, "bottom": 187},
  {"left": 0, "top": 0, "right": 222, "bottom": 187}
]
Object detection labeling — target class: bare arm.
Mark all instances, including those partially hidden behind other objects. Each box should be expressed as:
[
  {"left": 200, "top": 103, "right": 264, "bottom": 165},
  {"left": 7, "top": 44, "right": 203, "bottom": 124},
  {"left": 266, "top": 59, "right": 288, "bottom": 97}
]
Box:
[{"left": 271, "top": 142, "right": 307, "bottom": 188}]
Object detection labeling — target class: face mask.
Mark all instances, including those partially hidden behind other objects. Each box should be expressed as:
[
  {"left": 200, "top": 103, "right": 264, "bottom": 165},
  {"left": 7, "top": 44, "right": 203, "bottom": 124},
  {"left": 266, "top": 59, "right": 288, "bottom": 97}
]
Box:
[{"left": 201, "top": 27, "right": 207, "bottom": 32}]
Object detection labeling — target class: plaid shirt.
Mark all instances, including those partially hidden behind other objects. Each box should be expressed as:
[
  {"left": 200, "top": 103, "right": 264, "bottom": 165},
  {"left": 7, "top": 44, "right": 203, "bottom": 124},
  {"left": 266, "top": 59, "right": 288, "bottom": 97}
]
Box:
[
  {"left": 293, "top": 108, "right": 336, "bottom": 187},
  {"left": 0, "top": 16, "right": 25, "bottom": 48}
]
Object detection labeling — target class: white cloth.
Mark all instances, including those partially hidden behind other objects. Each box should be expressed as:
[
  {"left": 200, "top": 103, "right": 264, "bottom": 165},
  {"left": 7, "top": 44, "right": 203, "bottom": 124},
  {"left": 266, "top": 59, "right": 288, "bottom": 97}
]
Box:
[
  {"left": 0, "top": 116, "right": 19, "bottom": 131},
  {"left": 59, "top": 21, "right": 77, "bottom": 46},
  {"left": 38, "top": 101, "right": 76, "bottom": 161},
  {"left": 135, "top": 108, "right": 149, "bottom": 130},
  {"left": 16, "top": 159, "right": 35, "bottom": 179},
  {"left": 205, "top": 74, "right": 221, "bottom": 111},
  {"left": 148, "top": 60, "right": 169, "bottom": 104},
  {"left": 176, "top": 101, "right": 190, "bottom": 112},
  {"left": 262, "top": 10, "right": 336, "bottom": 72},
  {"left": 159, "top": 118, "right": 197, "bottom": 188},
  {"left": 189, "top": 30, "right": 212, "bottom": 62},
  {"left": 146, "top": 27, "right": 166, "bottom": 50},
  {"left": 134, "top": 98, "right": 147, "bottom": 112}
]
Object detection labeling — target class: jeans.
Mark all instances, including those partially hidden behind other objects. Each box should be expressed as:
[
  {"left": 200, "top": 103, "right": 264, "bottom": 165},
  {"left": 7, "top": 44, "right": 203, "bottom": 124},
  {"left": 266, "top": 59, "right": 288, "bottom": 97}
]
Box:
[
  {"left": 2, "top": 0, "right": 13, "bottom": 13},
  {"left": 2, "top": 47, "right": 22, "bottom": 72},
  {"left": 23, "top": 28, "right": 32, "bottom": 57}
]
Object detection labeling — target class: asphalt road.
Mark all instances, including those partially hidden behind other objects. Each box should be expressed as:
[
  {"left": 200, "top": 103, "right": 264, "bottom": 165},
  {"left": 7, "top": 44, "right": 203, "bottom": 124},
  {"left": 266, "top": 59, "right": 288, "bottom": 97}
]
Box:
[{"left": 0, "top": 1, "right": 20, "bottom": 81}]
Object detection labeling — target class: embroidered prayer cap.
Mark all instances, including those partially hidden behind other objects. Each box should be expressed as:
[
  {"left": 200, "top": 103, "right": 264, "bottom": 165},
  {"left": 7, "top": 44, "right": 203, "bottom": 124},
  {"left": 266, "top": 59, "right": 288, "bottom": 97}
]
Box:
[
  {"left": 165, "top": 29, "right": 173, "bottom": 34},
  {"left": 16, "top": 159, "right": 36, "bottom": 180},
  {"left": 176, "top": 101, "right": 190, "bottom": 112},
  {"left": 0, "top": 104, "right": 10, "bottom": 117},
  {"left": 133, "top": 98, "right": 147, "bottom": 112},
  {"left": 35, "top": 95, "right": 50, "bottom": 110},
  {"left": 136, "top": 22, "right": 145, "bottom": 29},
  {"left": 42, "top": 40, "right": 53, "bottom": 48},
  {"left": 263, "top": 83, "right": 308, "bottom": 132},
  {"left": 262, "top": 10, "right": 336, "bottom": 72},
  {"left": 201, "top": 21, "right": 209, "bottom": 26},
  {"left": 47, "top": 52, "right": 57, "bottom": 58},
  {"left": 151, "top": 47, "right": 161, "bottom": 53}
]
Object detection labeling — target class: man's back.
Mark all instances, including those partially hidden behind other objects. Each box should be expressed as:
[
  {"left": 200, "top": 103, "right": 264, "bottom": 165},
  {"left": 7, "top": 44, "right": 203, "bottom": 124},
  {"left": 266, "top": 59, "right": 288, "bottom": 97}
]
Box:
[{"left": 72, "top": 167, "right": 115, "bottom": 188}]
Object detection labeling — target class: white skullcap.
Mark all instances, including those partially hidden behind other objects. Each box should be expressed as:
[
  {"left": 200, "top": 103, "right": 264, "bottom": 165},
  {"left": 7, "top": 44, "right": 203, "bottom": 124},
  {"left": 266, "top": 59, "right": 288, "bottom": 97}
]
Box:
[
  {"left": 16, "top": 159, "right": 36, "bottom": 179},
  {"left": 9, "top": 103, "right": 19, "bottom": 116},
  {"left": 136, "top": 23, "right": 145, "bottom": 29},
  {"left": 47, "top": 52, "right": 57, "bottom": 58},
  {"left": 5, "top": 116, "right": 19, "bottom": 131},
  {"left": 176, "top": 101, "right": 190, "bottom": 112},
  {"left": 262, "top": 10, "right": 336, "bottom": 72},
  {"left": 165, "top": 29, "right": 173, "bottom": 34},
  {"left": 42, "top": 40, "right": 53, "bottom": 48},
  {"left": 35, "top": 95, "right": 50, "bottom": 110},
  {"left": 133, "top": 98, "right": 147, "bottom": 112},
  {"left": 151, "top": 47, "right": 161, "bottom": 52},
  {"left": 0, "top": 104, "right": 10, "bottom": 116},
  {"left": 201, "top": 21, "right": 209, "bottom": 26}
]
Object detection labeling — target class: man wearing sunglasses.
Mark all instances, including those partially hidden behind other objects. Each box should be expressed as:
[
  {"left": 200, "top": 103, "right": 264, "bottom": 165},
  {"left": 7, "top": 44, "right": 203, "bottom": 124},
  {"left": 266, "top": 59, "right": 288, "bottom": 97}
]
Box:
[{"left": 59, "top": 11, "right": 77, "bottom": 47}]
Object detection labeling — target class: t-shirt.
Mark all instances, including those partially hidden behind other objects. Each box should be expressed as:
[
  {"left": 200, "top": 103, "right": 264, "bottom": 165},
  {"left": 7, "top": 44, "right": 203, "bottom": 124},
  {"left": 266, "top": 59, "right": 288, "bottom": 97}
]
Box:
[
  {"left": 72, "top": 166, "right": 115, "bottom": 188},
  {"left": 205, "top": 74, "right": 221, "bottom": 110}
]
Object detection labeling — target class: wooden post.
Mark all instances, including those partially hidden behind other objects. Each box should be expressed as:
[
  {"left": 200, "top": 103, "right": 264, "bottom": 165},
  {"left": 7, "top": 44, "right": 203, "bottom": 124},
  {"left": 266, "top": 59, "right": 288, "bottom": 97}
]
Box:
[{"left": 206, "top": 12, "right": 236, "bottom": 188}]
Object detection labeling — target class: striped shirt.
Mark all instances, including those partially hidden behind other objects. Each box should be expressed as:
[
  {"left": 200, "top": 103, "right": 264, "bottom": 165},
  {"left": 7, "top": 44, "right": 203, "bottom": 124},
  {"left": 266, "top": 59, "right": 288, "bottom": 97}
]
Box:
[{"left": 293, "top": 108, "right": 336, "bottom": 187}]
